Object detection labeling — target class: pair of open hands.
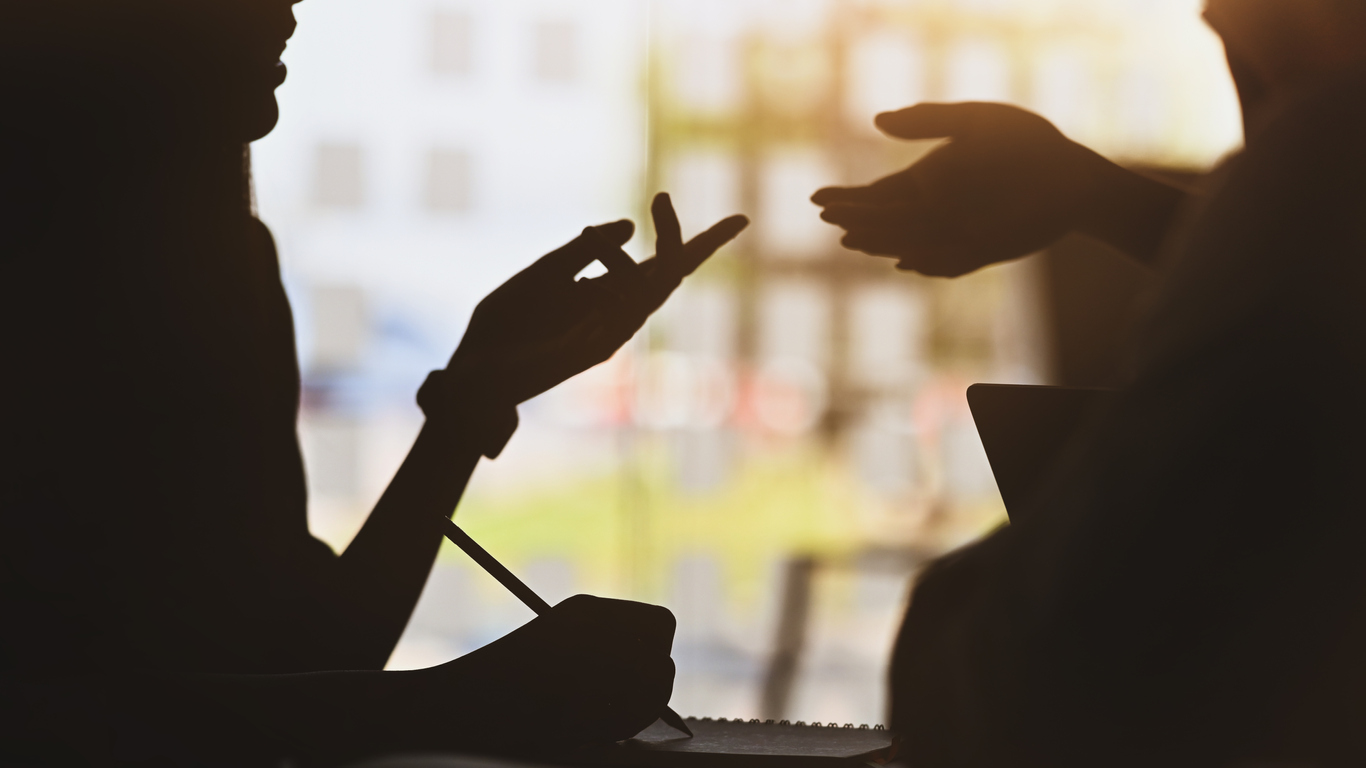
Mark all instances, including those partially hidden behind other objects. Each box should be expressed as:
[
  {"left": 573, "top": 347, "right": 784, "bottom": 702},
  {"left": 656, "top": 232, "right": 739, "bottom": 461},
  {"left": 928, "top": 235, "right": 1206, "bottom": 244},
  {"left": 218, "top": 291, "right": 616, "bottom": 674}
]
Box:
[
  {"left": 435, "top": 101, "right": 1142, "bottom": 749},
  {"left": 449, "top": 102, "right": 1114, "bottom": 419}
]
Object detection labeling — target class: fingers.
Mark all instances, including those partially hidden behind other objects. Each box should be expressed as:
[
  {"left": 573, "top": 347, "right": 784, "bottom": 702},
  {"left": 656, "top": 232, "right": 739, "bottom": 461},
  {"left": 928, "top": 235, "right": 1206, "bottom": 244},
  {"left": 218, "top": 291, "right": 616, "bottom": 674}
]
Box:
[
  {"left": 819, "top": 202, "right": 908, "bottom": 229},
  {"left": 535, "top": 219, "right": 636, "bottom": 280},
  {"left": 811, "top": 184, "right": 881, "bottom": 206},
  {"left": 836, "top": 228, "right": 963, "bottom": 276},
  {"left": 554, "top": 594, "right": 677, "bottom": 655},
  {"left": 675, "top": 214, "right": 749, "bottom": 277},
  {"left": 839, "top": 228, "right": 909, "bottom": 258},
  {"left": 652, "top": 192, "right": 685, "bottom": 266},
  {"left": 583, "top": 226, "right": 647, "bottom": 285},
  {"left": 874, "top": 101, "right": 990, "bottom": 140}
]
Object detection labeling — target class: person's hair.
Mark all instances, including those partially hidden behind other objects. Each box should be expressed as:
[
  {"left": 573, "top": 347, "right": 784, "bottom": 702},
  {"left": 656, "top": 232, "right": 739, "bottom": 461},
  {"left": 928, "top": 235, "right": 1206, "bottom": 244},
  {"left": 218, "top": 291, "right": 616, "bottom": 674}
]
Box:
[{"left": 1, "top": 1, "right": 256, "bottom": 266}]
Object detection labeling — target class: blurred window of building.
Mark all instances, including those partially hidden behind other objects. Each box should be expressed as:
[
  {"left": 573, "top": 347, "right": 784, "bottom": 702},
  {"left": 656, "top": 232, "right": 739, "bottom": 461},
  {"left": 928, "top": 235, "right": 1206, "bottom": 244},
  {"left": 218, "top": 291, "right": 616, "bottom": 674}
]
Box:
[
  {"left": 954, "top": 0, "right": 1015, "bottom": 14},
  {"left": 404, "top": 563, "right": 478, "bottom": 640},
  {"left": 635, "top": 351, "right": 737, "bottom": 431},
  {"left": 757, "top": 151, "right": 841, "bottom": 260},
  {"left": 755, "top": 41, "right": 834, "bottom": 118},
  {"left": 673, "top": 34, "right": 744, "bottom": 114},
  {"left": 849, "top": 284, "right": 926, "bottom": 389},
  {"left": 942, "top": 418, "right": 995, "bottom": 500},
  {"left": 312, "top": 143, "right": 366, "bottom": 209},
  {"left": 845, "top": 33, "right": 925, "bottom": 128},
  {"left": 424, "top": 148, "right": 474, "bottom": 213},
  {"left": 308, "top": 284, "right": 369, "bottom": 372},
  {"left": 1116, "top": 63, "right": 1168, "bottom": 156},
  {"left": 666, "top": 151, "right": 742, "bottom": 238},
  {"left": 432, "top": 10, "right": 474, "bottom": 77},
  {"left": 665, "top": 283, "right": 738, "bottom": 359},
  {"left": 1032, "top": 43, "right": 1096, "bottom": 139},
  {"left": 670, "top": 554, "right": 726, "bottom": 644},
  {"left": 673, "top": 429, "right": 735, "bottom": 494},
  {"left": 300, "top": 414, "right": 363, "bottom": 501},
  {"left": 523, "top": 558, "right": 578, "bottom": 607},
  {"left": 945, "top": 37, "right": 1012, "bottom": 102},
  {"left": 851, "top": 399, "right": 917, "bottom": 496},
  {"left": 760, "top": 278, "right": 831, "bottom": 368},
  {"left": 533, "top": 19, "right": 579, "bottom": 84}
]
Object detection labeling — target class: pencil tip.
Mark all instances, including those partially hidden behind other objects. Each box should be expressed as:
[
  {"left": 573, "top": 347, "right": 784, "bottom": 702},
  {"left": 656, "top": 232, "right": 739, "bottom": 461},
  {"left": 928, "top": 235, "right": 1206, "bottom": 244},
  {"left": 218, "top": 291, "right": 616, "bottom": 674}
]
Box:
[{"left": 660, "top": 708, "right": 693, "bottom": 738}]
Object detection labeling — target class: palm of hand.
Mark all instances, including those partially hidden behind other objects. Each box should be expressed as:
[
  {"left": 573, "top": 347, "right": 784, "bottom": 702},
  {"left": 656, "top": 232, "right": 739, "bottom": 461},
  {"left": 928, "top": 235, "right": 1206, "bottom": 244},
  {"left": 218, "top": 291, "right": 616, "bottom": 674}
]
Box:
[
  {"left": 815, "top": 102, "right": 1103, "bottom": 277},
  {"left": 449, "top": 221, "right": 635, "bottom": 406},
  {"left": 449, "top": 195, "right": 747, "bottom": 406}
]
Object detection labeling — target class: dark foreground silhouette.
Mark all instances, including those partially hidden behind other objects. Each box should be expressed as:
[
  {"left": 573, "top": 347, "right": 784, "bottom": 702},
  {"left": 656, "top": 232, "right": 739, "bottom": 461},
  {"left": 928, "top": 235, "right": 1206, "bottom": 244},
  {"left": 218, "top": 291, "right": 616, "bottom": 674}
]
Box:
[
  {"left": 1, "top": 1, "right": 745, "bottom": 765},
  {"left": 816, "top": 1, "right": 1366, "bottom": 765}
]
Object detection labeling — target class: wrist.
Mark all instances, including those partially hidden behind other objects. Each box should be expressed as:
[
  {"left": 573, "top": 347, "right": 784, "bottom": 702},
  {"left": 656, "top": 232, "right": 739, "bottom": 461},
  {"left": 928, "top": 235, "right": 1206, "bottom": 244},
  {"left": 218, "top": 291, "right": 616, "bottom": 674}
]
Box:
[
  {"left": 417, "top": 367, "right": 519, "bottom": 459},
  {"left": 1074, "top": 151, "right": 1188, "bottom": 263}
]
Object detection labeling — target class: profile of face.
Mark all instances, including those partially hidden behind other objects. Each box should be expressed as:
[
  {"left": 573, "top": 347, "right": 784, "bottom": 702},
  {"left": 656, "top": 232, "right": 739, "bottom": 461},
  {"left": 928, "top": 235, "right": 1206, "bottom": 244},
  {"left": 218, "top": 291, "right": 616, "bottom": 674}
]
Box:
[
  {"left": 1204, "top": 0, "right": 1366, "bottom": 130},
  {"left": 154, "top": 0, "right": 304, "bottom": 141},
  {"left": 15, "top": 0, "right": 304, "bottom": 142}
]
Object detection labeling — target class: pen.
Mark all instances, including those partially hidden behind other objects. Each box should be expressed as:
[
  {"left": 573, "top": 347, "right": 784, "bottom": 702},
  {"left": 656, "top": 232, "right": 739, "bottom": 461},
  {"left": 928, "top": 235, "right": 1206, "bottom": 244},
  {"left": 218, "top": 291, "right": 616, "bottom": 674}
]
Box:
[{"left": 439, "top": 516, "right": 693, "bottom": 738}]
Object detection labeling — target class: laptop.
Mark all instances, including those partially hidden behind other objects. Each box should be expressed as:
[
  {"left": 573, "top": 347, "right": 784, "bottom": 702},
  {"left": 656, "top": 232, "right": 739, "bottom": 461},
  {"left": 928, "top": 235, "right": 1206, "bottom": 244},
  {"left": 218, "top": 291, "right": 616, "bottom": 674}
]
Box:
[{"left": 966, "top": 384, "right": 1117, "bottom": 522}]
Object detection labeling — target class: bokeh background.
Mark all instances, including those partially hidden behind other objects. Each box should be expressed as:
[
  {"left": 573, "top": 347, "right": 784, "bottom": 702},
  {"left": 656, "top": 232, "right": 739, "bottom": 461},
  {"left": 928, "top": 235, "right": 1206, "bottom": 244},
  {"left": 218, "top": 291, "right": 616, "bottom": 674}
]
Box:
[{"left": 251, "top": 0, "right": 1242, "bottom": 727}]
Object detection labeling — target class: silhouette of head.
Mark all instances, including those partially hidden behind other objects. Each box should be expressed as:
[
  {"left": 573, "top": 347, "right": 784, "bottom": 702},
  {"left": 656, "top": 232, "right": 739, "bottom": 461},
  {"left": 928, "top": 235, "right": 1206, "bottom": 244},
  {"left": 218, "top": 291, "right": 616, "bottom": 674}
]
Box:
[
  {"left": 6, "top": 0, "right": 301, "bottom": 142},
  {"left": 1204, "top": 0, "right": 1366, "bottom": 129}
]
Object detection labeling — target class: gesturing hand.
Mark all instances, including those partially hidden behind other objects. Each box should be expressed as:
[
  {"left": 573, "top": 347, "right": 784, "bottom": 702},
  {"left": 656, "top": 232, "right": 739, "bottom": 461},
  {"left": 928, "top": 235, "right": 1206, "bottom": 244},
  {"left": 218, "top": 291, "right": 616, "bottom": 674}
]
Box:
[
  {"left": 448, "top": 193, "right": 748, "bottom": 407},
  {"left": 812, "top": 102, "right": 1114, "bottom": 277}
]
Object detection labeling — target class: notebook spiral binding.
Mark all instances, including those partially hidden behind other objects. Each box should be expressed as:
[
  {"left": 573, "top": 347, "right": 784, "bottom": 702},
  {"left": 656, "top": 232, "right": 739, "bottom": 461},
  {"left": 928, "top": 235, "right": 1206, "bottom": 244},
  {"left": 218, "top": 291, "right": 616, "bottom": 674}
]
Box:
[{"left": 684, "top": 717, "right": 885, "bottom": 731}]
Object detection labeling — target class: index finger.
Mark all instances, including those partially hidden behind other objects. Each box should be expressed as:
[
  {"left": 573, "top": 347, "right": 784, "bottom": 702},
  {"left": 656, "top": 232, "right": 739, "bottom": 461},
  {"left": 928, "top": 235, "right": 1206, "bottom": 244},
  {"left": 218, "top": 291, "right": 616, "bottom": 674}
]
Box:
[
  {"left": 535, "top": 219, "right": 636, "bottom": 280},
  {"left": 675, "top": 214, "right": 749, "bottom": 277}
]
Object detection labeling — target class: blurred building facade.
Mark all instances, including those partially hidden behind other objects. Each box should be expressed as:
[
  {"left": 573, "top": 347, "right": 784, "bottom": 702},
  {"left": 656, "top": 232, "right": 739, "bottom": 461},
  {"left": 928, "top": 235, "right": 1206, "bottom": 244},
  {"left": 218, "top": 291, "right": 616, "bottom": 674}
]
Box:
[{"left": 251, "top": 0, "right": 1241, "bottom": 727}]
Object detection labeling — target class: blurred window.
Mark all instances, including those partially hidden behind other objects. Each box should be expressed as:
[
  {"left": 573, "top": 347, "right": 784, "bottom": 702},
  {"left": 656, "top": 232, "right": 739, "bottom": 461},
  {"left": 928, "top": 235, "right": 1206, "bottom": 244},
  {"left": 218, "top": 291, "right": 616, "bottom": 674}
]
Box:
[
  {"left": 312, "top": 143, "right": 366, "bottom": 209},
  {"left": 846, "top": 33, "right": 925, "bottom": 127},
  {"left": 848, "top": 285, "right": 926, "bottom": 389},
  {"left": 946, "top": 37, "right": 1012, "bottom": 102},
  {"left": 665, "top": 284, "right": 738, "bottom": 359},
  {"left": 1033, "top": 44, "right": 1095, "bottom": 137},
  {"left": 533, "top": 20, "right": 579, "bottom": 84},
  {"left": 674, "top": 34, "right": 743, "bottom": 113},
  {"left": 666, "top": 151, "right": 741, "bottom": 236},
  {"left": 1117, "top": 64, "right": 1168, "bottom": 154},
  {"left": 432, "top": 11, "right": 475, "bottom": 76},
  {"left": 300, "top": 414, "right": 363, "bottom": 500},
  {"left": 851, "top": 399, "right": 918, "bottom": 496},
  {"left": 308, "top": 284, "right": 369, "bottom": 371},
  {"left": 424, "top": 148, "right": 474, "bottom": 213},
  {"left": 757, "top": 151, "right": 840, "bottom": 260},
  {"left": 759, "top": 278, "right": 831, "bottom": 369}
]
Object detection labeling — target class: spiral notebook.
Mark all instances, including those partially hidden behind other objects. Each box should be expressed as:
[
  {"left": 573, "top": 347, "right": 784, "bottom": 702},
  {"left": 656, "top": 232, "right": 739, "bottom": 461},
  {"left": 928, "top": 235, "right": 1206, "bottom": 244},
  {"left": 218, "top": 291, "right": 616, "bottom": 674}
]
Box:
[{"left": 576, "top": 716, "right": 897, "bottom": 768}]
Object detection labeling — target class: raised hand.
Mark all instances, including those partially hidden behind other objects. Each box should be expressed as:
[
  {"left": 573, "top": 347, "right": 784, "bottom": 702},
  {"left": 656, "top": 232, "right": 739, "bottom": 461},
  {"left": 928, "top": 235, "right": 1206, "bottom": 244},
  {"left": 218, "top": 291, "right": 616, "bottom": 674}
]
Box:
[
  {"left": 812, "top": 102, "right": 1156, "bottom": 276},
  {"left": 446, "top": 194, "right": 748, "bottom": 407}
]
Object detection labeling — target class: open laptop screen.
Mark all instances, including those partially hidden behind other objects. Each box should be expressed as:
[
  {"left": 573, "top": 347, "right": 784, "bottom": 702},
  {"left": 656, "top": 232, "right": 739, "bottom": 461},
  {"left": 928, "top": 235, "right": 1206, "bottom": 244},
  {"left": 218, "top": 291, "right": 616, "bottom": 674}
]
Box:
[{"left": 967, "top": 384, "right": 1117, "bottom": 522}]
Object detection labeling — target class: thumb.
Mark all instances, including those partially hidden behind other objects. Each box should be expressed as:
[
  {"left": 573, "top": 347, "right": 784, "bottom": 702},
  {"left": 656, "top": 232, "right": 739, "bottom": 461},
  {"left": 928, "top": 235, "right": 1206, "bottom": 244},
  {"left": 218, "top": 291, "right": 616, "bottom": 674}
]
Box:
[{"left": 875, "top": 102, "right": 988, "bottom": 140}]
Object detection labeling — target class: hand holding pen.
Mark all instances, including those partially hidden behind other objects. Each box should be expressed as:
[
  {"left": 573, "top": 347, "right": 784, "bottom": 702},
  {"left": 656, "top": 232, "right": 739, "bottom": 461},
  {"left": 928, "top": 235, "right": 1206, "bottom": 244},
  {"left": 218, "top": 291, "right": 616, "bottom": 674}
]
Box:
[{"left": 438, "top": 517, "right": 692, "bottom": 746}]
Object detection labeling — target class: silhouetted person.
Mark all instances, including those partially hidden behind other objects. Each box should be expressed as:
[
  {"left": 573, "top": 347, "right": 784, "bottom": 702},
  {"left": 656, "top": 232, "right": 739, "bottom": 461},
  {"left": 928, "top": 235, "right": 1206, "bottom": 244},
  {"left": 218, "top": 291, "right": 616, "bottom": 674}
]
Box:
[
  {"left": 0, "top": 1, "right": 746, "bottom": 765},
  {"left": 815, "top": 1, "right": 1366, "bottom": 765}
]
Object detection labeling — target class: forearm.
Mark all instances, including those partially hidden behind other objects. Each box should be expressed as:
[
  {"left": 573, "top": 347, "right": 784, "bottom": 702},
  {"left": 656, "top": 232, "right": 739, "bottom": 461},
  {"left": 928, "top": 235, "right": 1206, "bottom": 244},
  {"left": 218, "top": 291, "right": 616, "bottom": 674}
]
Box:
[
  {"left": 139, "top": 666, "right": 500, "bottom": 766},
  {"left": 1075, "top": 151, "right": 1193, "bottom": 266},
  {"left": 324, "top": 420, "right": 482, "bottom": 669},
  {"left": 318, "top": 365, "right": 521, "bottom": 670}
]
